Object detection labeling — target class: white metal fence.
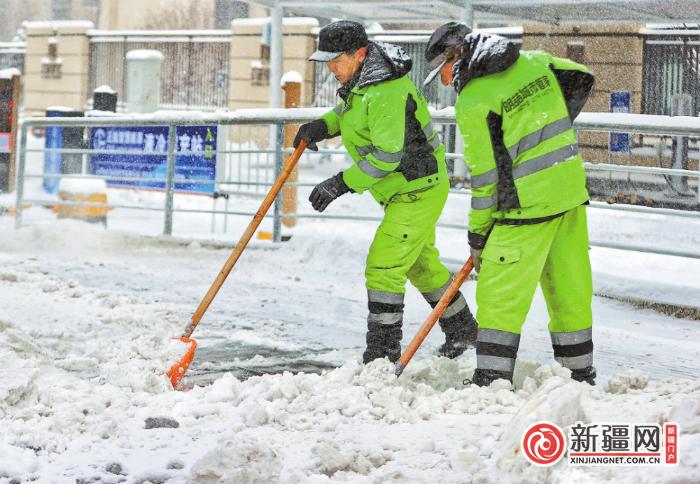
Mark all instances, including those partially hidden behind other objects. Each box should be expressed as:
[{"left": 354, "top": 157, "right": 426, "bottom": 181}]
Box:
[
  {"left": 13, "top": 109, "right": 700, "bottom": 260},
  {"left": 88, "top": 31, "right": 231, "bottom": 110}
]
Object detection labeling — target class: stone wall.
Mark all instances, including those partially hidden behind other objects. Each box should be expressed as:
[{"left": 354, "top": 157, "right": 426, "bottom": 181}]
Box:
[
  {"left": 23, "top": 21, "right": 93, "bottom": 115},
  {"left": 229, "top": 18, "right": 318, "bottom": 111}
]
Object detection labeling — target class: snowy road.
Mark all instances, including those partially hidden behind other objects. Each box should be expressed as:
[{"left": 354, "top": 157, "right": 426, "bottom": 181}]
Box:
[{"left": 1, "top": 219, "right": 697, "bottom": 385}]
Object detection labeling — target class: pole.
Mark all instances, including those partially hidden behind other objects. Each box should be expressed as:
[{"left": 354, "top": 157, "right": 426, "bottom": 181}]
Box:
[
  {"left": 269, "top": 7, "right": 283, "bottom": 109},
  {"left": 8, "top": 74, "right": 20, "bottom": 193},
  {"left": 268, "top": 6, "right": 284, "bottom": 186},
  {"left": 164, "top": 124, "right": 176, "bottom": 235},
  {"left": 14, "top": 122, "right": 27, "bottom": 229},
  {"left": 272, "top": 123, "right": 284, "bottom": 242}
]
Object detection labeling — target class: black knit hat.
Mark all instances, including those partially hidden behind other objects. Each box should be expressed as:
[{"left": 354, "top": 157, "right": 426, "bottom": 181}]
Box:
[
  {"left": 309, "top": 20, "right": 368, "bottom": 62},
  {"left": 423, "top": 22, "right": 472, "bottom": 86}
]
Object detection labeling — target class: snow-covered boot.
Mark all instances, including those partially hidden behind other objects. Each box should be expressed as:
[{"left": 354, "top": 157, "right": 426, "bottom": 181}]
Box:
[
  {"left": 363, "top": 321, "right": 402, "bottom": 363},
  {"left": 470, "top": 368, "right": 513, "bottom": 387},
  {"left": 437, "top": 294, "right": 477, "bottom": 358},
  {"left": 570, "top": 366, "right": 597, "bottom": 385}
]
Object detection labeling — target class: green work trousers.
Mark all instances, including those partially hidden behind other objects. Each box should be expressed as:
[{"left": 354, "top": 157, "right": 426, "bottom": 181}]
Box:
[
  {"left": 476, "top": 205, "right": 593, "bottom": 334},
  {"left": 365, "top": 180, "right": 451, "bottom": 295}
]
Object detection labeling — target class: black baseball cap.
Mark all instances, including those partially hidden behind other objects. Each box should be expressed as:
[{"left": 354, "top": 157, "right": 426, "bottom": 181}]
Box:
[
  {"left": 309, "top": 20, "right": 368, "bottom": 62},
  {"left": 423, "top": 22, "right": 472, "bottom": 86}
]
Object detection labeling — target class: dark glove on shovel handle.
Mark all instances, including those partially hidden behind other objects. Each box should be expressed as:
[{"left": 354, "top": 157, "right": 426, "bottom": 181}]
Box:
[{"left": 294, "top": 119, "right": 328, "bottom": 152}]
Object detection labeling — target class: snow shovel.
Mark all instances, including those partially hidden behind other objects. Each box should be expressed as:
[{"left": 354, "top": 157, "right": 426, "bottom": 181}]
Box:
[
  {"left": 166, "top": 140, "right": 308, "bottom": 388},
  {"left": 395, "top": 257, "right": 474, "bottom": 377}
]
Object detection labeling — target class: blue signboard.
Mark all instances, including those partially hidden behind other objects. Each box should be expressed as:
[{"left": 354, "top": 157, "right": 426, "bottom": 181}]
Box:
[
  {"left": 609, "top": 91, "right": 630, "bottom": 154},
  {"left": 89, "top": 125, "right": 216, "bottom": 193}
]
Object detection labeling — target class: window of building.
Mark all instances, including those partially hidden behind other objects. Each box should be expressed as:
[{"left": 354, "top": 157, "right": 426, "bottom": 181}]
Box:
[
  {"left": 215, "top": 0, "right": 250, "bottom": 30},
  {"left": 52, "top": 0, "right": 72, "bottom": 20}
]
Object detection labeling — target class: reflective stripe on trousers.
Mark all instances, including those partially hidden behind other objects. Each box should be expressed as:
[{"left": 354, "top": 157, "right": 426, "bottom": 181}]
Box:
[
  {"left": 421, "top": 275, "right": 468, "bottom": 319},
  {"left": 367, "top": 290, "right": 404, "bottom": 325},
  {"left": 476, "top": 328, "right": 520, "bottom": 374},
  {"left": 550, "top": 327, "right": 593, "bottom": 369}
]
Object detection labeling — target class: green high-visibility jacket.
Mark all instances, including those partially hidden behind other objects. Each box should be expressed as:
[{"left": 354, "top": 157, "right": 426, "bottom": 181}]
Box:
[
  {"left": 320, "top": 41, "right": 447, "bottom": 205},
  {"left": 454, "top": 37, "right": 594, "bottom": 249}
]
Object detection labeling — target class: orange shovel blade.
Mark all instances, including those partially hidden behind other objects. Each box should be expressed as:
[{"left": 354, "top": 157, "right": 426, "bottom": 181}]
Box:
[{"left": 166, "top": 337, "right": 198, "bottom": 388}]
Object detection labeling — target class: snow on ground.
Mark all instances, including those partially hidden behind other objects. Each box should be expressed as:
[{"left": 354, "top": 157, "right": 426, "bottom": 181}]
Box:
[{"left": 0, "top": 143, "right": 699, "bottom": 482}]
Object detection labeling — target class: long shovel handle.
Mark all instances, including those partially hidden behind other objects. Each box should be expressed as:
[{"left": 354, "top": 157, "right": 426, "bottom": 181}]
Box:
[
  {"left": 181, "top": 140, "right": 307, "bottom": 338},
  {"left": 395, "top": 256, "right": 474, "bottom": 376}
]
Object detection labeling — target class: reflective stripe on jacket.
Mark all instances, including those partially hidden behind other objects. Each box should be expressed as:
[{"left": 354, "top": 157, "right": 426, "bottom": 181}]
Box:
[
  {"left": 456, "top": 50, "right": 593, "bottom": 247},
  {"left": 321, "top": 73, "right": 447, "bottom": 205}
]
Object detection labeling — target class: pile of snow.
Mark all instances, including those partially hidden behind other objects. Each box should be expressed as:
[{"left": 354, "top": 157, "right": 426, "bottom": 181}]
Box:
[
  {"left": 93, "top": 85, "right": 117, "bottom": 94},
  {"left": 281, "top": 70, "right": 303, "bottom": 87},
  {"left": 0, "top": 67, "right": 20, "bottom": 79},
  {"left": 58, "top": 177, "right": 107, "bottom": 194},
  {"left": 126, "top": 49, "right": 164, "bottom": 61}
]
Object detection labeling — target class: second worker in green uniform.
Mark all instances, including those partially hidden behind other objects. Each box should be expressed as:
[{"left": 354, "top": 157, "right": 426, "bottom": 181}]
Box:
[
  {"left": 294, "top": 20, "right": 477, "bottom": 363},
  {"left": 425, "top": 23, "right": 597, "bottom": 386}
]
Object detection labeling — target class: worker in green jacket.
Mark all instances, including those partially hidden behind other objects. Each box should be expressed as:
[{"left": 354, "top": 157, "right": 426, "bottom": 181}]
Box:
[
  {"left": 424, "top": 23, "right": 596, "bottom": 386},
  {"left": 294, "top": 20, "right": 477, "bottom": 363}
]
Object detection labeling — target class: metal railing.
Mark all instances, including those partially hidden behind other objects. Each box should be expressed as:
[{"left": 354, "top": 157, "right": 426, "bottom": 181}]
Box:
[{"left": 13, "top": 109, "right": 700, "bottom": 260}]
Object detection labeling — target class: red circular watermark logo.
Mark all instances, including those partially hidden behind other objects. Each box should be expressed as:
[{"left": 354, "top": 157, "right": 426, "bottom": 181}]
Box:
[{"left": 522, "top": 422, "right": 566, "bottom": 466}]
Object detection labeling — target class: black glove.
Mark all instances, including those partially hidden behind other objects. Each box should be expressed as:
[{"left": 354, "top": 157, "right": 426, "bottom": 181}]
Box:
[
  {"left": 309, "top": 172, "right": 351, "bottom": 212},
  {"left": 293, "top": 119, "right": 328, "bottom": 152}
]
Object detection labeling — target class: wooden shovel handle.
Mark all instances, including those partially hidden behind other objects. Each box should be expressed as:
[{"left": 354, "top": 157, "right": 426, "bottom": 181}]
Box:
[
  {"left": 181, "top": 140, "right": 307, "bottom": 338},
  {"left": 395, "top": 257, "right": 474, "bottom": 376}
]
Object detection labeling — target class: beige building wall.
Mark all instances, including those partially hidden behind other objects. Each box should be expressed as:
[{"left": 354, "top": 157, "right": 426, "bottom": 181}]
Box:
[
  {"left": 229, "top": 17, "right": 318, "bottom": 111},
  {"left": 1, "top": 0, "right": 100, "bottom": 41},
  {"left": 23, "top": 21, "right": 93, "bottom": 115},
  {"left": 98, "top": 0, "right": 217, "bottom": 30},
  {"left": 522, "top": 24, "right": 656, "bottom": 166}
]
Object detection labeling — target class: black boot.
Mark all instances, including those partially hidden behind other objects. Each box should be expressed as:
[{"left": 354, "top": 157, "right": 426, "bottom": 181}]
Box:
[
  {"left": 470, "top": 327, "right": 520, "bottom": 386},
  {"left": 363, "top": 321, "right": 402, "bottom": 364},
  {"left": 571, "top": 366, "right": 597, "bottom": 385},
  {"left": 364, "top": 290, "right": 404, "bottom": 364},
  {"left": 470, "top": 368, "right": 513, "bottom": 387},
  {"left": 437, "top": 293, "right": 477, "bottom": 359}
]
